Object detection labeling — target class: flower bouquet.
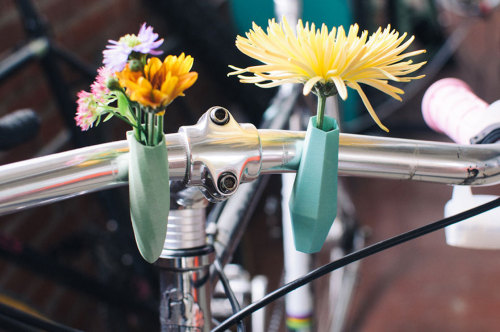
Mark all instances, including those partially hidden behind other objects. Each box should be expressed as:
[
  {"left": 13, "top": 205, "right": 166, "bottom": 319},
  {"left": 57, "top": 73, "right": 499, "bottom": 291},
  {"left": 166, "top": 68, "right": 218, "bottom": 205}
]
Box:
[
  {"left": 76, "top": 24, "right": 197, "bottom": 262},
  {"left": 230, "top": 18, "right": 426, "bottom": 253}
]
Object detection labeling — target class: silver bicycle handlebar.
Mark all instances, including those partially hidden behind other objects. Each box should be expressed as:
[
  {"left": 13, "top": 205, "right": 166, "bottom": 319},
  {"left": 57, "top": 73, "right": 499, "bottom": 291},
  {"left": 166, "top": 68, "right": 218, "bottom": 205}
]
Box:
[{"left": 0, "top": 107, "right": 499, "bottom": 216}]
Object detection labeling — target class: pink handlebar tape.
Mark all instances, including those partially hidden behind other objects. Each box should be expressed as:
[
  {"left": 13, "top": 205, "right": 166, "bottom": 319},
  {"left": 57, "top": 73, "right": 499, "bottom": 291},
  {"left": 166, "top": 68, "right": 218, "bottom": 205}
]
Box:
[{"left": 422, "top": 78, "right": 489, "bottom": 144}]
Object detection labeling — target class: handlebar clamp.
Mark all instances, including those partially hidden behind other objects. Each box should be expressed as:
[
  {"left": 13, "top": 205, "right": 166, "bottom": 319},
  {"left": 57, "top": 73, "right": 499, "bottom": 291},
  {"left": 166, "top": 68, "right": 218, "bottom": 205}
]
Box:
[{"left": 178, "top": 107, "right": 261, "bottom": 202}]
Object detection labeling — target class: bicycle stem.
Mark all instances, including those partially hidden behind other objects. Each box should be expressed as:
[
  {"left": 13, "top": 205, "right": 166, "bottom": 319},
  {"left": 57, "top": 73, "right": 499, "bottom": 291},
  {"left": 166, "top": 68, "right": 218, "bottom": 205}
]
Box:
[
  {"left": 0, "top": 107, "right": 499, "bottom": 216},
  {"left": 156, "top": 185, "right": 214, "bottom": 331}
]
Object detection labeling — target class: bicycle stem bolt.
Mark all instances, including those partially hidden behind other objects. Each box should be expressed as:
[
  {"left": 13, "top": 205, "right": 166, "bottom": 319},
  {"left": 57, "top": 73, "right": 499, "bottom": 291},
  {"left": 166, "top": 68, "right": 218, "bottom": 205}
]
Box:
[
  {"left": 217, "top": 172, "right": 238, "bottom": 194},
  {"left": 209, "top": 107, "right": 230, "bottom": 125}
]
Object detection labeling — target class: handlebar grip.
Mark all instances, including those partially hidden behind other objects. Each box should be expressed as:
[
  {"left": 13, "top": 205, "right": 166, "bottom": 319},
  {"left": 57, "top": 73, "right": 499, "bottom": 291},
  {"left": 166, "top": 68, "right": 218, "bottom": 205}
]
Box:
[
  {"left": 422, "top": 78, "right": 500, "bottom": 144},
  {"left": 0, "top": 109, "right": 40, "bottom": 150}
]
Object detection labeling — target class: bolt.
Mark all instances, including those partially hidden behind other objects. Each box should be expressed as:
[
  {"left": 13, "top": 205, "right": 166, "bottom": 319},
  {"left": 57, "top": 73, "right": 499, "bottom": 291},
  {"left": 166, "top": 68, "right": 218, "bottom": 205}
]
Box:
[
  {"left": 210, "top": 107, "right": 230, "bottom": 125},
  {"left": 218, "top": 172, "right": 238, "bottom": 194}
]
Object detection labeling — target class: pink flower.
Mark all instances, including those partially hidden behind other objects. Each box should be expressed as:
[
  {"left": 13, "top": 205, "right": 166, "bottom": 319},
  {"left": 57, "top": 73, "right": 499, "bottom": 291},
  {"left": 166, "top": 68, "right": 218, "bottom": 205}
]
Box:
[
  {"left": 103, "top": 23, "right": 164, "bottom": 72},
  {"left": 91, "top": 67, "right": 113, "bottom": 102},
  {"left": 75, "top": 90, "right": 98, "bottom": 131}
]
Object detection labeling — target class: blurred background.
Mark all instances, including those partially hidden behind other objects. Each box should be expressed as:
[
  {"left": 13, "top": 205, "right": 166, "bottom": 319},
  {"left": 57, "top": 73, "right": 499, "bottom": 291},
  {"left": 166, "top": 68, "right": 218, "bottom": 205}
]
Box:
[{"left": 0, "top": 0, "right": 499, "bottom": 331}]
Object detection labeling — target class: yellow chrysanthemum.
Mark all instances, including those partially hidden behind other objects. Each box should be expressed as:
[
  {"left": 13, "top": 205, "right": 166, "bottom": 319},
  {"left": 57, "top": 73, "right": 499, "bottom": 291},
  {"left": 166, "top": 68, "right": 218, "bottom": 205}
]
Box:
[
  {"left": 229, "top": 18, "right": 426, "bottom": 131},
  {"left": 117, "top": 53, "right": 198, "bottom": 112}
]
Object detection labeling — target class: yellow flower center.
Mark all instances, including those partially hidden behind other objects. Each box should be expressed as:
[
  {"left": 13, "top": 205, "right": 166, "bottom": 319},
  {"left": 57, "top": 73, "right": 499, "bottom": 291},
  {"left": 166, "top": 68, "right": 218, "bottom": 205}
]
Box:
[{"left": 119, "top": 34, "right": 141, "bottom": 48}]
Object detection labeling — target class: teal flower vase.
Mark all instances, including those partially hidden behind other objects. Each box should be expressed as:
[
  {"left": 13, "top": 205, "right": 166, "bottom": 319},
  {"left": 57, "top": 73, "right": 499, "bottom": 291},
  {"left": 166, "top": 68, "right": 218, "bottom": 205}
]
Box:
[
  {"left": 127, "top": 132, "right": 170, "bottom": 263},
  {"left": 289, "top": 116, "right": 339, "bottom": 253}
]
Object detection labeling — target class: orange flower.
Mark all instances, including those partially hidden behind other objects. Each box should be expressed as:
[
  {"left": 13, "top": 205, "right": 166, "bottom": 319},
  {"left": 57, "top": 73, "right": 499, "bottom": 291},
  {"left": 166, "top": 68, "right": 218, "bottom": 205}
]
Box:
[{"left": 117, "top": 53, "right": 198, "bottom": 112}]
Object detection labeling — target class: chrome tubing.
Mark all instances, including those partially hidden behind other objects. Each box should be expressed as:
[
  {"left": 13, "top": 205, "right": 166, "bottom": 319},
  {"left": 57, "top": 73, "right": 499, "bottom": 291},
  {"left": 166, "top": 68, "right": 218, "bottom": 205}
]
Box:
[
  {"left": 0, "top": 134, "right": 187, "bottom": 216},
  {"left": 0, "top": 108, "right": 499, "bottom": 216},
  {"left": 157, "top": 254, "right": 213, "bottom": 332},
  {"left": 157, "top": 186, "right": 213, "bottom": 332},
  {"left": 337, "top": 134, "right": 500, "bottom": 185},
  {"left": 258, "top": 130, "right": 500, "bottom": 185}
]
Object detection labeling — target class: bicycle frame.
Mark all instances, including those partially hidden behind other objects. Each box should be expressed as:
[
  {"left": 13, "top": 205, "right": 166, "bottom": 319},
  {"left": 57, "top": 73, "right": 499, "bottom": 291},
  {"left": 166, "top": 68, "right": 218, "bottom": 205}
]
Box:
[{"left": 0, "top": 107, "right": 499, "bottom": 330}]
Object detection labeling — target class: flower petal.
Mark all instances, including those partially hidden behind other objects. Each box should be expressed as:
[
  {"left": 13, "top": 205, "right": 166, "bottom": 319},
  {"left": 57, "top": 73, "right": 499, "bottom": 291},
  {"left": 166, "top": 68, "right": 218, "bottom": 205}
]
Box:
[
  {"left": 228, "top": 19, "right": 425, "bottom": 131},
  {"left": 348, "top": 82, "right": 389, "bottom": 132},
  {"left": 303, "top": 76, "right": 323, "bottom": 95}
]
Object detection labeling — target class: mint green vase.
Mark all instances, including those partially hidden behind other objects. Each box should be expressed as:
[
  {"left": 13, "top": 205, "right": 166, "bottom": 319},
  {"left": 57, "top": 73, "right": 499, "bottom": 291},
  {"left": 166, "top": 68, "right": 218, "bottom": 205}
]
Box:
[
  {"left": 289, "top": 116, "right": 339, "bottom": 253},
  {"left": 127, "top": 132, "right": 170, "bottom": 263}
]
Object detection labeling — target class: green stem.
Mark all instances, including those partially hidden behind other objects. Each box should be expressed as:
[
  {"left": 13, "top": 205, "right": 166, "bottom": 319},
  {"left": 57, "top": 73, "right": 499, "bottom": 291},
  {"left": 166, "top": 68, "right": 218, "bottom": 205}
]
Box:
[
  {"left": 134, "top": 107, "right": 142, "bottom": 142},
  {"left": 110, "top": 112, "right": 134, "bottom": 127},
  {"left": 143, "top": 109, "right": 148, "bottom": 143},
  {"left": 157, "top": 114, "right": 164, "bottom": 144},
  {"left": 100, "top": 107, "right": 137, "bottom": 128},
  {"left": 316, "top": 92, "right": 326, "bottom": 131},
  {"left": 153, "top": 115, "right": 159, "bottom": 146},
  {"left": 147, "top": 111, "right": 155, "bottom": 146}
]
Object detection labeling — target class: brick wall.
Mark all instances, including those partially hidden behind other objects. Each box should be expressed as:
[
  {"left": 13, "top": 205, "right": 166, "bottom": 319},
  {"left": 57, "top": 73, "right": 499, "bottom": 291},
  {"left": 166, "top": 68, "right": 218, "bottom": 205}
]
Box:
[
  {"left": 0, "top": 0, "right": 155, "bottom": 160},
  {"left": 0, "top": 1, "right": 167, "bottom": 330},
  {"left": 0, "top": 0, "right": 241, "bottom": 328},
  {"left": 439, "top": 7, "right": 500, "bottom": 103}
]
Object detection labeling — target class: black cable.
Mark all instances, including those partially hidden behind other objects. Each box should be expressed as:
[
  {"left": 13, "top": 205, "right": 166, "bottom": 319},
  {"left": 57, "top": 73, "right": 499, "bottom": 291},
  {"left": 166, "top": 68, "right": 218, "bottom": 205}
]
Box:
[
  {"left": 0, "top": 302, "right": 82, "bottom": 332},
  {"left": 0, "top": 312, "right": 38, "bottom": 332},
  {"left": 206, "top": 200, "right": 227, "bottom": 245},
  {"left": 212, "top": 197, "right": 500, "bottom": 332},
  {"left": 213, "top": 259, "right": 245, "bottom": 332},
  {"left": 211, "top": 317, "right": 221, "bottom": 326}
]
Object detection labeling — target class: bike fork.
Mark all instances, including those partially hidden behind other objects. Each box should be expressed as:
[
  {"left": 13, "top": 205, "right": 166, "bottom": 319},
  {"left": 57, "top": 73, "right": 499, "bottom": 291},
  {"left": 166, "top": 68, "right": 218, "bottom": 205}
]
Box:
[{"left": 156, "top": 186, "right": 214, "bottom": 331}]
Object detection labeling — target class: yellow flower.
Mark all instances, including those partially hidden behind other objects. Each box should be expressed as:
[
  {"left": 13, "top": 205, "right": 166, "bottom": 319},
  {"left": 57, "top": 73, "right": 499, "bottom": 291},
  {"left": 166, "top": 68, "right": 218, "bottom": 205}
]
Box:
[
  {"left": 229, "top": 18, "right": 426, "bottom": 132},
  {"left": 117, "top": 53, "right": 198, "bottom": 112}
]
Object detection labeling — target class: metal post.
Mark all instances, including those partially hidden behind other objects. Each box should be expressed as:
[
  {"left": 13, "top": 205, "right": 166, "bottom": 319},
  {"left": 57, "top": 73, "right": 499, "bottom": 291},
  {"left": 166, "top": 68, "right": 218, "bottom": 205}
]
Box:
[{"left": 156, "top": 185, "right": 214, "bottom": 331}]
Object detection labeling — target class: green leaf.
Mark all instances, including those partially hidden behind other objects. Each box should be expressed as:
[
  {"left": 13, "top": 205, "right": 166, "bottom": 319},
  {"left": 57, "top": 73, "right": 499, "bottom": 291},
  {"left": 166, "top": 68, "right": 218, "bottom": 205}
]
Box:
[
  {"left": 116, "top": 91, "right": 130, "bottom": 117},
  {"left": 94, "top": 115, "right": 102, "bottom": 126},
  {"left": 103, "top": 112, "right": 114, "bottom": 122}
]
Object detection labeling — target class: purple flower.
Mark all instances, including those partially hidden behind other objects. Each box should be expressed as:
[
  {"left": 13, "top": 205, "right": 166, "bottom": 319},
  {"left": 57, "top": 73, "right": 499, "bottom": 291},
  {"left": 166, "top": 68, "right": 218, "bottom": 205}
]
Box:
[
  {"left": 134, "top": 24, "right": 164, "bottom": 55},
  {"left": 103, "top": 23, "right": 164, "bottom": 72}
]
